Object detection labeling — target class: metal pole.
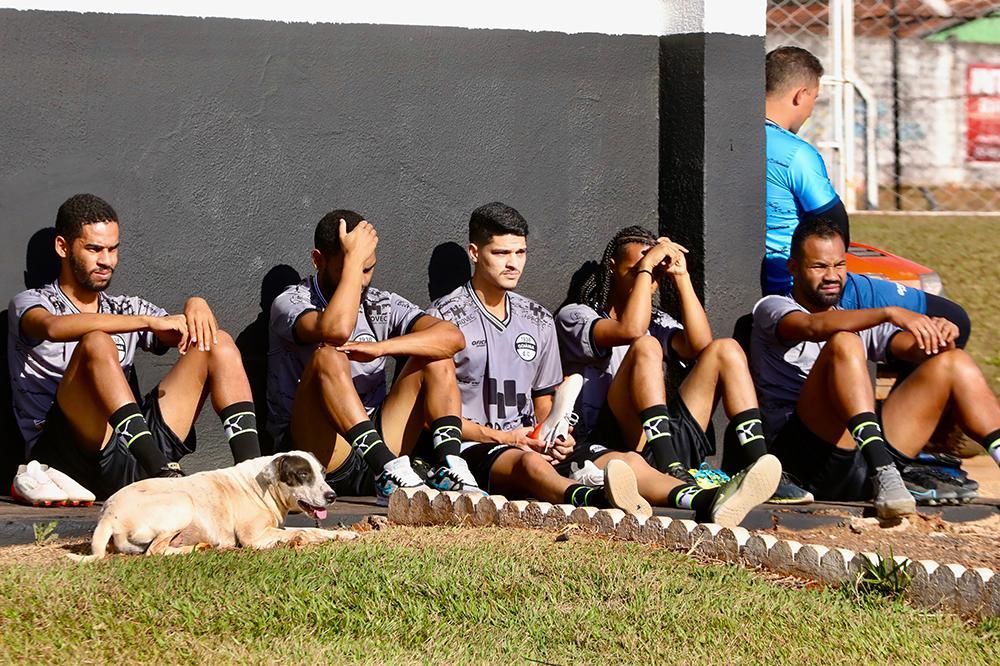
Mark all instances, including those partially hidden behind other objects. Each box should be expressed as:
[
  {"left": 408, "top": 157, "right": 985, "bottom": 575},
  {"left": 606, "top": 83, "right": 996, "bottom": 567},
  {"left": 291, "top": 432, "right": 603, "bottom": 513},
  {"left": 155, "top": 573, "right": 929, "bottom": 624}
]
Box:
[{"left": 891, "top": 0, "right": 902, "bottom": 210}]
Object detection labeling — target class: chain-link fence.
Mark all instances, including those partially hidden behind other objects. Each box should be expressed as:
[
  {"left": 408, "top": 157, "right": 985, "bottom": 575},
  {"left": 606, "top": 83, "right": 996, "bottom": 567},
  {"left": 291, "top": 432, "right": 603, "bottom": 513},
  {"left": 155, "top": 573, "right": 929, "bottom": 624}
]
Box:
[{"left": 768, "top": 0, "right": 1000, "bottom": 212}]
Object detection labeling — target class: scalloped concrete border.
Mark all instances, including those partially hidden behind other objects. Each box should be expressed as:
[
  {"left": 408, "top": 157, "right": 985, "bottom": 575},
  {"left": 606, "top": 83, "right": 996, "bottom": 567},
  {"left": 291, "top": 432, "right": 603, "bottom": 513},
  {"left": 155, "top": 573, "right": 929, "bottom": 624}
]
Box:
[{"left": 387, "top": 488, "right": 998, "bottom": 618}]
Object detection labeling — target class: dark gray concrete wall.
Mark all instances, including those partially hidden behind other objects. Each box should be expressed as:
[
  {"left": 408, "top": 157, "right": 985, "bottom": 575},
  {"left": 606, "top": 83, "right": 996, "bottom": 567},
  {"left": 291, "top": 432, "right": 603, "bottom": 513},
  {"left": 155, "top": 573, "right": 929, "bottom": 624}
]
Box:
[{"left": 0, "top": 10, "right": 661, "bottom": 470}]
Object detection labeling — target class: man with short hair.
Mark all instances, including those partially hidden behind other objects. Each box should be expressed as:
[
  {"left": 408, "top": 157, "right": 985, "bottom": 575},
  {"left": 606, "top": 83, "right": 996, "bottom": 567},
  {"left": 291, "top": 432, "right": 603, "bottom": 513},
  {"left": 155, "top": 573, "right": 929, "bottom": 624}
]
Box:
[
  {"left": 763, "top": 46, "right": 970, "bottom": 347},
  {"left": 266, "top": 209, "right": 478, "bottom": 505},
  {"left": 429, "top": 203, "right": 778, "bottom": 526},
  {"left": 8, "top": 193, "right": 261, "bottom": 500},
  {"left": 751, "top": 218, "right": 1000, "bottom": 517}
]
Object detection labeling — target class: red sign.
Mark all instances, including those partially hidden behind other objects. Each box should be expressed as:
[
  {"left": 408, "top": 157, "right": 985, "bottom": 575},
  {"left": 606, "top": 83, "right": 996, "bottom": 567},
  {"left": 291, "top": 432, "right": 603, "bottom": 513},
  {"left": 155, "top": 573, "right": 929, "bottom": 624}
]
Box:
[{"left": 968, "top": 64, "right": 1000, "bottom": 162}]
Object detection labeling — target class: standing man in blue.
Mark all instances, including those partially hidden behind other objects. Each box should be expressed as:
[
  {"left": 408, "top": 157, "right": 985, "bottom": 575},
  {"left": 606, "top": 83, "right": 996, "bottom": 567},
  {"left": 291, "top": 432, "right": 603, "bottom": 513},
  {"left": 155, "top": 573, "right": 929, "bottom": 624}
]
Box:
[{"left": 763, "top": 46, "right": 970, "bottom": 346}]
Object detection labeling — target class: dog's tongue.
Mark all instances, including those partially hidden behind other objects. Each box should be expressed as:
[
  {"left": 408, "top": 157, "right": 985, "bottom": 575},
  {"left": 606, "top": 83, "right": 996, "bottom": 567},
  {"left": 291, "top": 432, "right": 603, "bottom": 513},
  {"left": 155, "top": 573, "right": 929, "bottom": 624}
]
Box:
[{"left": 314, "top": 507, "right": 328, "bottom": 521}]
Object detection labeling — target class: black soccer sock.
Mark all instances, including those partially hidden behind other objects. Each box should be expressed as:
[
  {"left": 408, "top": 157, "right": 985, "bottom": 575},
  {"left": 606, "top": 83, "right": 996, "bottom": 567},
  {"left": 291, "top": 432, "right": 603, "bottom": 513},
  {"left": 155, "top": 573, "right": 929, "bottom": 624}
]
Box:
[
  {"left": 564, "top": 484, "right": 611, "bottom": 509},
  {"left": 220, "top": 401, "right": 260, "bottom": 464},
  {"left": 347, "top": 421, "right": 396, "bottom": 474},
  {"left": 430, "top": 415, "right": 463, "bottom": 465},
  {"left": 724, "top": 408, "right": 767, "bottom": 466},
  {"left": 848, "top": 412, "right": 895, "bottom": 470},
  {"left": 639, "top": 405, "right": 681, "bottom": 470},
  {"left": 109, "top": 403, "right": 168, "bottom": 476},
  {"left": 982, "top": 428, "right": 1000, "bottom": 466},
  {"left": 666, "top": 483, "right": 719, "bottom": 521}
]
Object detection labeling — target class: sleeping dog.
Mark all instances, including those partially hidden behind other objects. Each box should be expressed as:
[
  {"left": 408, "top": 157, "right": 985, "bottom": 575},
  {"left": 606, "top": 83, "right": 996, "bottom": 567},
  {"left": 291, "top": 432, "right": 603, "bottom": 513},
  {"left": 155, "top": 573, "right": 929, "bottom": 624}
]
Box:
[{"left": 70, "top": 451, "right": 356, "bottom": 561}]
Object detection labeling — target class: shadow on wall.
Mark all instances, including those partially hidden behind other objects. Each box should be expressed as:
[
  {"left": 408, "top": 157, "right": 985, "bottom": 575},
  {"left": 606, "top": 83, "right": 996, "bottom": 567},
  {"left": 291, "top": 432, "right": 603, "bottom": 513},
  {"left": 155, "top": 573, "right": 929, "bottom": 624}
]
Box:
[
  {"left": 427, "top": 242, "right": 471, "bottom": 302},
  {"left": 0, "top": 228, "right": 62, "bottom": 487},
  {"left": 235, "top": 264, "right": 301, "bottom": 455}
]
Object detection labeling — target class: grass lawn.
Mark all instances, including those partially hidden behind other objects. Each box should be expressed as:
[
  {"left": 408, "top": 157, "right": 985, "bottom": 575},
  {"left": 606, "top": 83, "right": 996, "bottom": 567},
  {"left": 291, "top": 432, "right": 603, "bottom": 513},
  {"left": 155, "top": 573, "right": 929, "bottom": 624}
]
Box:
[
  {"left": 1, "top": 527, "right": 997, "bottom": 664},
  {"left": 852, "top": 214, "right": 1000, "bottom": 394}
]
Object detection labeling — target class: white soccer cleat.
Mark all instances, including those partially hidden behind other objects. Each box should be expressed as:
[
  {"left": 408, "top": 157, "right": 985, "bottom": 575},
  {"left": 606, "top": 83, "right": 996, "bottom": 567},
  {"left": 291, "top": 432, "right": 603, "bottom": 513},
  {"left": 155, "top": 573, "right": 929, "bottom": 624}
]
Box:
[
  {"left": 531, "top": 374, "right": 583, "bottom": 453},
  {"left": 44, "top": 465, "right": 96, "bottom": 506},
  {"left": 569, "top": 460, "right": 605, "bottom": 486},
  {"left": 11, "top": 460, "right": 70, "bottom": 507}
]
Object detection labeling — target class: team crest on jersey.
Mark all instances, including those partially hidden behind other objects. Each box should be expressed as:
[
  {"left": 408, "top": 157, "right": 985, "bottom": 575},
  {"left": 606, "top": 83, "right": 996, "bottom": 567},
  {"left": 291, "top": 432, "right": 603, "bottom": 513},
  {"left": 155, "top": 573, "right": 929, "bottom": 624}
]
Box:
[
  {"left": 353, "top": 333, "right": 377, "bottom": 344},
  {"left": 111, "top": 334, "right": 127, "bottom": 363},
  {"left": 514, "top": 333, "right": 537, "bottom": 361}
]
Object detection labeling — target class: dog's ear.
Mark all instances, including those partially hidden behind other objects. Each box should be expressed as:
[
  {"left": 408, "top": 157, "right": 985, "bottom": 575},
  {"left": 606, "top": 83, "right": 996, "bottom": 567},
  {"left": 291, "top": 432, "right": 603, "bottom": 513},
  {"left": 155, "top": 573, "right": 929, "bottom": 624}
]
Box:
[{"left": 255, "top": 455, "right": 280, "bottom": 489}]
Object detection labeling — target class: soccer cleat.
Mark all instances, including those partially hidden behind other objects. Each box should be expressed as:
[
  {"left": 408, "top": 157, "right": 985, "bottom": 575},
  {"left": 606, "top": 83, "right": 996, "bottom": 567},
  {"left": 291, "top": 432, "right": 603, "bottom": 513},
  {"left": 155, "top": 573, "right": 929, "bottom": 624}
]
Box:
[
  {"left": 901, "top": 464, "right": 976, "bottom": 506},
  {"left": 11, "top": 460, "right": 69, "bottom": 507},
  {"left": 426, "top": 455, "right": 487, "bottom": 496},
  {"left": 708, "top": 454, "right": 782, "bottom": 528},
  {"left": 913, "top": 453, "right": 978, "bottom": 492},
  {"left": 872, "top": 464, "right": 917, "bottom": 518},
  {"left": 603, "top": 459, "right": 652, "bottom": 518},
  {"left": 768, "top": 472, "right": 814, "bottom": 504},
  {"left": 569, "top": 460, "right": 605, "bottom": 486},
  {"left": 666, "top": 462, "right": 699, "bottom": 485},
  {"left": 530, "top": 374, "right": 583, "bottom": 453},
  {"left": 44, "top": 465, "right": 96, "bottom": 506},
  {"left": 689, "top": 462, "right": 729, "bottom": 489},
  {"left": 155, "top": 462, "right": 185, "bottom": 478},
  {"left": 375, "top": 455, "right": 428, "bottom": 506}
]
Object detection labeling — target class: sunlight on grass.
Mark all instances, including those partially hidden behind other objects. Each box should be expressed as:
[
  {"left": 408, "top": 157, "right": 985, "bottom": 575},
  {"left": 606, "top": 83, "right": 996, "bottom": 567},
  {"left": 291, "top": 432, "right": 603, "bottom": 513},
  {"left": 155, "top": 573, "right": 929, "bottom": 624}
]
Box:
[{"left": 0, "top": 527, "right": 996, "bottom": 664}]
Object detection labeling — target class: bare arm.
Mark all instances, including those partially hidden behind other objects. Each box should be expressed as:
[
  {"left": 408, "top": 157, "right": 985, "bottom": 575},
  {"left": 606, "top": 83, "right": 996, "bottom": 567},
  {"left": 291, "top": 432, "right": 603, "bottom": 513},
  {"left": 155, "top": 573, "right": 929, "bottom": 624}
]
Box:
[
  {"left": 20, "top": 307, "right": 189, "bottom": 349},
  {"left": 888, "top": 317, "right": 959, "bottom": 362},
  {"left": 777, "top": 305, "right": 948, "bottom": 353},
  {"left": 591, "top": 238, "right": 685, "bottom": 348},
  {"left": 664, "top": 253, "right": 713, "bottom": 360},
  {"left": 335, "top": 315, "right": 465, "bottom": 362}
]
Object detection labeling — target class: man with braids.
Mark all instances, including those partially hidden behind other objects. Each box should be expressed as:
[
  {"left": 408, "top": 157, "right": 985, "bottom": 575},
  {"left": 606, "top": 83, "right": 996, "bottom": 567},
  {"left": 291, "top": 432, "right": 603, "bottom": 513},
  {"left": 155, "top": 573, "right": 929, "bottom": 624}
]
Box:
[
  {"left": 556, "top": 224, "right": 804, "bottom": 505},
  {"left": 267, "top": 209, "right": 480, "bottom": 505},
  {"left": 752, "top": 218, "right": 1000, "bottom": 517},
  {"left": 429, "top": 203, "right": 779, "bottom": 526},
  {"left": 8, "top": 193, "right": 261, "bottom": 501}
]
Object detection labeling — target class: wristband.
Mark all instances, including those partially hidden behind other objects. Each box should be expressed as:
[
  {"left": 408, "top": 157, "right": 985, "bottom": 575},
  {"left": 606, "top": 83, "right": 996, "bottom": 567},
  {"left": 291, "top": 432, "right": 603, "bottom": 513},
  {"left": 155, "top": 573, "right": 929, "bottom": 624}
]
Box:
[{"left": 637, "top": 268, "right": 655, "bottom": 278}]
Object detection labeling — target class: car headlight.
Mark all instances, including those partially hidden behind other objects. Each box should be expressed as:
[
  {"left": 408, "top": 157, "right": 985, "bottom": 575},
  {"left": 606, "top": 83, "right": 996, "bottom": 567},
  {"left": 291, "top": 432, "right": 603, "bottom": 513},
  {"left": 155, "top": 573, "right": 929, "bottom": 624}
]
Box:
[{"left": 919, "top": 272, "right": 944, "bottom": 296}]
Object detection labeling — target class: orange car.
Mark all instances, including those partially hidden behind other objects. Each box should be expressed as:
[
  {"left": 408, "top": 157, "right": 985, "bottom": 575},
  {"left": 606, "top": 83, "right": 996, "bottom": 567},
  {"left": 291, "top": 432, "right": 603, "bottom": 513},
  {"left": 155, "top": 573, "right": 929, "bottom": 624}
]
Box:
[{"left": 846, "top": 242, "right": 943, "bottom": 296}]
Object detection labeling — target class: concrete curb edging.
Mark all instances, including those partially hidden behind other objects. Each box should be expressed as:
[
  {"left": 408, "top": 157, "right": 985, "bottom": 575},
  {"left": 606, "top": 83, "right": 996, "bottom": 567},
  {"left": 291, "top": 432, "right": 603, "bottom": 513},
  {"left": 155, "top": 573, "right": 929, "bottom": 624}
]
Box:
[{"left": 387, "top": 489, "right": 997, "bottom": 618}]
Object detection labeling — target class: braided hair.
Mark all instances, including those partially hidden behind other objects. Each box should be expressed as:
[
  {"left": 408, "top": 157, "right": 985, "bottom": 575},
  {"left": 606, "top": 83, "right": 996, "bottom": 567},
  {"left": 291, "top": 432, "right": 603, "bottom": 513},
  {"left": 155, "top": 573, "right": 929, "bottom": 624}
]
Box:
[{"left": 564, "top": 225, "right": 658, "bottom": 314}]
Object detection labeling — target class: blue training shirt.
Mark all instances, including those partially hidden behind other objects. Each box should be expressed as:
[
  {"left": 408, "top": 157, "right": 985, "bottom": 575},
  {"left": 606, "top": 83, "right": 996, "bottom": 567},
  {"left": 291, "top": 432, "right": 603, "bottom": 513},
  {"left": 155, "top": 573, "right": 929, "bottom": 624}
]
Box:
[
  {"left": 841, "top": 273, "right": 926, "bottom": 313},
  {"left": 764, "top": 119, "right": 841, "bottom": 294}
]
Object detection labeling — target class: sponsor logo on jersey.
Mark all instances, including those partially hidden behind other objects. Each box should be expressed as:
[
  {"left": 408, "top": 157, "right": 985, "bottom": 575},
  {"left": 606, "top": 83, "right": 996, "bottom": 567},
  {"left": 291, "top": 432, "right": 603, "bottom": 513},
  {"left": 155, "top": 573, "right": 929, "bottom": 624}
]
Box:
[
  {"left": 514, "top": 332, "right": 537, "bottom": 361},
  {"left": 353, "top": 333, "right": 377, "bottom": 344},
  {"left": 471, "top": 339, "right": 487, "bottom": 347},
  {"left": 896, "top": 283, "right": 907, "bottom": 296}
]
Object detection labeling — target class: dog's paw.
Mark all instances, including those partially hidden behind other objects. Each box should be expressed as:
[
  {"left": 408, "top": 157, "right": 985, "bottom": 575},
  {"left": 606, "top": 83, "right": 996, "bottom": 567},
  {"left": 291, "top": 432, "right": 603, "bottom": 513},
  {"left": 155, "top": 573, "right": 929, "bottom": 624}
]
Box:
[
  {"left": 194, "top": 543, "right": 213, "bottom": 552},
  {"left": 331, "top": 530, "right": 358, "bottom": 541}
]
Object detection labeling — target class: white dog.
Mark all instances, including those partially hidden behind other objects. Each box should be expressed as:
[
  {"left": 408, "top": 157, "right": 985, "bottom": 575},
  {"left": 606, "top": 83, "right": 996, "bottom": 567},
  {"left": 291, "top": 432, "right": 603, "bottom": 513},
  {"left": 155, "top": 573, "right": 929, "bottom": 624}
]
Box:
[{"left": 70, "top": 451, "right": 356, "bottom": 561}]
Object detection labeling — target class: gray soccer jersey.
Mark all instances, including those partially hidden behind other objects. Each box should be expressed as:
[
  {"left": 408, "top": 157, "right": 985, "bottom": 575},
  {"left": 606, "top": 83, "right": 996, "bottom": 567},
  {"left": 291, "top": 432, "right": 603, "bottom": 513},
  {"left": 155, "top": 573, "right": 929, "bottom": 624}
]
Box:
[
  {"left": 7, "top": 282, "right": 168, "bottom": 454},
  {"left": 266, "top": 276, "right": 425, "bottom": 438},
  {"left": 428, "top": 283, "right": 563, "bottom": 433},
  {"left": 750, "top": 294, "right": 900, "bottom": 437},
  {"left": 555, "top": 302, "right": 684, "bottom": 438}
]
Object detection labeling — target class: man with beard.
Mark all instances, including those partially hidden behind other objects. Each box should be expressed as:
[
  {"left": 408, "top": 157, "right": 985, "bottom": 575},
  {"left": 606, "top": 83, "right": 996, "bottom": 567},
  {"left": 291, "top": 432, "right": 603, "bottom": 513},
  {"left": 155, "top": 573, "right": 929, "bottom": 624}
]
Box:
[
  {"left": 751, "top": 218, "right": 1000, "bottom": 518},
  {"left": 8, "top": 194, "right": 261, "bottom": 499}
]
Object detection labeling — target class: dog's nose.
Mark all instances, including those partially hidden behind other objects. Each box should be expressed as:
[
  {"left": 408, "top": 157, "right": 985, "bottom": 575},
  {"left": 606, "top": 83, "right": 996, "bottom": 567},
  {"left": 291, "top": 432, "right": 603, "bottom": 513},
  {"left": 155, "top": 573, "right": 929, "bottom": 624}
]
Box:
[{"left": 324, "top": 490, "right": 337, "bottom": 505}]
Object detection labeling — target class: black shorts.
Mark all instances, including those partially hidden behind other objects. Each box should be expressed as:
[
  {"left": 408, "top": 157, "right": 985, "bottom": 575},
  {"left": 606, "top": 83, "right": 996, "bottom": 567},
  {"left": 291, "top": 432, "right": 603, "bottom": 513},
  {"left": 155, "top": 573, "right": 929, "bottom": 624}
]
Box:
[
  {"left": 552, "top": 441, "right": 612, "bottom": 477},
  {"left": 31, "top": 385, "right": 197, "bottom": 501},
  {"left": 591, "top": 396, "right": 713, "bottom": 472},
  {"left": 459, "top": 442, "right": 517, "bottom": 493},
  {"left": 769, "top": 414, "right": 872, "bottom": 501},
  {"left": 274, "top": 405, "right": 384, "bottom": 498}
]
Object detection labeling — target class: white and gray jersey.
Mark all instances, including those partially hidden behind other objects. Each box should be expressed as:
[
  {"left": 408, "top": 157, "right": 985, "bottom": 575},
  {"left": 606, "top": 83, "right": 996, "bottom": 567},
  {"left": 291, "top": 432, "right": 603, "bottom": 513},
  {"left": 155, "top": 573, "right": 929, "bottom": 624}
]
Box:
[
  {"left": 7, "top": 282, "right": 169, "bottom": 454},
  {"left": 428, "top": 283, "right": 563, "bottom": 433},
  {"left": 750, "top": 294, "right": 900, "bottom": 437},
  {"left": 266, "top": 276, "right": 425, "bottom": 438},
  {"left": 555, "top": 302, "right": 684, "bottom": 438}
]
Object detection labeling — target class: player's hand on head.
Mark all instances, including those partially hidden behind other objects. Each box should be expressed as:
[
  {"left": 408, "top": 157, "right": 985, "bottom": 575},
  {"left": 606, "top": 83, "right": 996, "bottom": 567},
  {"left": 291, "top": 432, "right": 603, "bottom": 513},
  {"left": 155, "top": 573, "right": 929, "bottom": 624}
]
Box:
[
  {"left": 149, "top": 314, "right": 190, "bottom": 353},
  {"left": 182, "top": 297, "right": 219, "bottom": 352},
  {"left": 334, "top": 339, "right": 384, "bottom": 362},
  {"left": 339, "top": 218, "right": 378, "bottom": 260}
]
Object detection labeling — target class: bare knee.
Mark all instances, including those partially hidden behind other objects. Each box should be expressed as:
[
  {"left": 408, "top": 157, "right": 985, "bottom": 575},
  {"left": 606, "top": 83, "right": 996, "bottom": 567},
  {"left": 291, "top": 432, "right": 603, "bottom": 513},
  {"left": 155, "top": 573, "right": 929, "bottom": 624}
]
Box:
[
  {"left": 923, "top": 348, "right": 978, "bottom": 380},
  {"left": 628, "top": 335, "right": 664, "bottom": 362},
  {"left": 514, "top": 450, "right": 557, "bottom": 483},
  {"left": 204, "top": 329, "right": 240, "bottom": 361},
  {"left": 75, "top": 331, "right": 120, "bottom": 366},
  {"left": 826, "top": 331, "right": 865, "bottom": 360},
  {"left": 699, "top": 338, "right": 747, "bottom": 367}
]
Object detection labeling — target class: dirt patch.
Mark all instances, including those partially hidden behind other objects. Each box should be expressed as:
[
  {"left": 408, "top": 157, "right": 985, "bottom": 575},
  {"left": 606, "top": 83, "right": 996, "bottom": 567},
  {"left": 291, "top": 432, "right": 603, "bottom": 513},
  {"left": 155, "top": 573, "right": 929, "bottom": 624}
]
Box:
[{"left": 772, "top": 512, "right": 1000, "bottom": 571}]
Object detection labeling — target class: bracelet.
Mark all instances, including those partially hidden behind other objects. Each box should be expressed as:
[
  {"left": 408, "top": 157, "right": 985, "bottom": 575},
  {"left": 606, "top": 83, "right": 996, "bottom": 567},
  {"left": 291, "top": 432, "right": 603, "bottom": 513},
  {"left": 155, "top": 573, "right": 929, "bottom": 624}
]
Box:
[{"left": 637, "top": 268, "right": 655, "bottom": 278}]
